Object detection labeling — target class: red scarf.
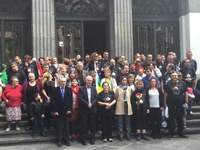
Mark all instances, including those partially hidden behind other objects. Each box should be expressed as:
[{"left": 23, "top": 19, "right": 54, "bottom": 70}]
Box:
[{"left": 69, "top": 85, "right": 80, "bottom": 109}]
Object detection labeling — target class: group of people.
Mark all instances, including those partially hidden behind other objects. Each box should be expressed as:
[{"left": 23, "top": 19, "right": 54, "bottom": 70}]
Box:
[{"left": 0, "top": 50, "right": 199, "bottom": 147}]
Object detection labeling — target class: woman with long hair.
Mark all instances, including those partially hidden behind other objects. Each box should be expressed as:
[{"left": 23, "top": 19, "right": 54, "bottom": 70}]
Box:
[
  {"left": 87, "top": 52, "right": 101, "bottom": 72},
  {"left": 146, "top": 77, "right": 164, "bottom": 139},
  {"left": 67, "top": 69, "right": 80, "bottom": 86},
  {"left": 42, "top": 72, "right": 55, "bottom": 129}
]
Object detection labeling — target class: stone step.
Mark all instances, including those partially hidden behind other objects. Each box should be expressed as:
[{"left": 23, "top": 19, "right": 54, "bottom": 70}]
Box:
[
  {"left": 0, "top": 107, "right": 5, "bottom": 113},
  {"left": 187, "top": 112, "right": 200, "bottom": 120},
  {"left": 0, "top": 120, "right": 28, "bottom": 129},
  {"left": 184, "top": 126, "right": 200, "bottom": 134},
  {"left": 0, "top": 134, "right": 55, "bottom": 145},
  {"left": 186, "top": 119, "right": 200, "bottom": 127},
  {"left": 0, "top": 127, "right": 55, "bottom": 137},
  {"left": 0, "top": 128, "right": 199, "bottom": 146},
  {"left": 191, "top": 105, "right": 200, "bottom": 112}
]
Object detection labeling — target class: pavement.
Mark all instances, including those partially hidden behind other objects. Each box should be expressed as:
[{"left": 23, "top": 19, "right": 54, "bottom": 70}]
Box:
[{"left": 0, "top": 134, "right": 200, "bottom": 150}]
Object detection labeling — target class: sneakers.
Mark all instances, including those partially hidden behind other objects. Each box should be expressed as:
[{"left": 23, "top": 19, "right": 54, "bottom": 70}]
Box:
[
  {"left": 102, "top": 138, "right": 107, "bottom": 142},
  {"left": 102, "top": 138, "right": 113, "bottom": 142},
  {"left": 108, "top": 138, "right": 113, "bottom": 142},
  {"left": 190, "top": 111, "right": 194, "bottom": 115},
  {"left": 16, "top": 126, "right": 20, "bottom": 131},
  {"left": 184, "top": 126, "right": 190, "bottom": 130},
  {"left": 5, "top": 127, "right": 11, "bottom": 132}
]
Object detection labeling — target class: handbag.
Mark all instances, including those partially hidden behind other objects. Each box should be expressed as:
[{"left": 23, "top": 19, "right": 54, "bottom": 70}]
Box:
[{"left": 161, "top": 107, "right": 168, "bottom": 128}]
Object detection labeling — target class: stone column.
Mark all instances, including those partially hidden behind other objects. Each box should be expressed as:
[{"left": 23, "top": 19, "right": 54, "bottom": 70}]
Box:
[
  {"left": 109, "top": 0, "right": 133, "bottom": 62},
  {"left": 179, "top": 0, "right": 200, "bottom": 75},
  {"left": 32, "top": 0, "right": 55, "bottom": 58}
]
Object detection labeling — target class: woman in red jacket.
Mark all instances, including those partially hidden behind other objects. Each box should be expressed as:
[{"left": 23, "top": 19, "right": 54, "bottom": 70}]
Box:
[
  {"left": 2, "top": 76, "right": 23, "bottom": 132},
  {"left": 69, "top": 78, "right": 80, "bottom": 140}
]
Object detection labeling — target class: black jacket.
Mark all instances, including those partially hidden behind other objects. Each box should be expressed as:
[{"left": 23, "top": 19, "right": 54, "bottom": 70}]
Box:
[
  {"left": 29, "top": 101, "right": 45, "bottom": 118},
  {"left": 51, "top": 86, "right": 72, "bottom": 116},
  {"left": 78, "top": 86, "right": 97, "bottom": 114}
]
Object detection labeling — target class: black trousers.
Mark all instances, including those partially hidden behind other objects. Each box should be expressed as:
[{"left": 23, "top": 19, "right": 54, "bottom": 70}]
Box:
[
  {"left": 149, "top": 108, "right": 161, "bottom": 136},
  {"left": 32, "top": 117, "right": 44, "bottom": 135},
  {"left": 27, "top": 104, "right": 32, "bottom": 128},
  {"left": 80, "top": 113, "right": 96, "bottom": 140},
  {"left": 70, "top": 119, "right": 79, "bottom": 135},
  {"left": 55, "top": 115, "right": 70, "bottom": 142},
  {"left": 168, "top": 105, "right": 184, "bottom": 135},
  {"left": 101, "top": 114, "right": 113, "bottom": 139},
  {"left": 44, "top": 105, "right": 52, "bottom": 128}
]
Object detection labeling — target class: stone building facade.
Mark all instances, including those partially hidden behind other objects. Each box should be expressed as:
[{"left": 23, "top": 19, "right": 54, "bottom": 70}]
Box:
[{"left": 0, "top": 0, "right": 199, "bottom": 74}]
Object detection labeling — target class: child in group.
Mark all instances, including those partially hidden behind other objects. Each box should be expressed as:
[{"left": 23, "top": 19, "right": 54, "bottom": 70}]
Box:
[{"left": 30, "top": 92, "right": 46, "bottom": 138}]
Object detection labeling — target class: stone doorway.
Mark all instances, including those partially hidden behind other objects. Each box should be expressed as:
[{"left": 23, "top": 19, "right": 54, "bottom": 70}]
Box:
[{"left": 84, "top": 21, "right": 107, "bottom": 55}]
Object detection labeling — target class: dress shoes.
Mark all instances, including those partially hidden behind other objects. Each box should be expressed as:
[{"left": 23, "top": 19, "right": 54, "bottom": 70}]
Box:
[
  {"left": 26, "top": 126, "right": 32, "bottom": 131},
  {"left": 90, "top": 138, "right": 95, "bottom": 145},
  {"left": 81, "top": 139, "right": 87, "bottom": 145},
  {"left": 179, "top": 134, "right": 188, "bottom": 139},
  {"left": 157, "top": 135, "right": 161, "bottom": 139},
  {"left": 65, "top": 140, "right": 71, "bottom": 146},
  {"left": 118, "top": 136, "right": 123, "bottom": 141},
  {"left": 135, "top": 134, "right": 141, "bottom": 141},
  {"left": 125, "top": 136, "right": 130, "bottom": 141},
  {"left": 32, "top": 134, "right": 37, "bottom": 138},
  {"left": 167, "top": 134, "right": 173, "bottom": 140},
  {"left": 41, "top": 131, "right": 47, "bottom": 137},
  {"left": 152, "top": 135, "right": 156, "bottom": 139},
  {"left": 141, "top": 134, "right": 149, "bottom": 141},
  {"left": 57, "top": 141, "right": 62, "bottom": 147}
]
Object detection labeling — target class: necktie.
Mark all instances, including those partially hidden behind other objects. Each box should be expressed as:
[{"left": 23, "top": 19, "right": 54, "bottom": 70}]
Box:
[{"left": 61, "top": 87, "right": 65, "bottom": 99}]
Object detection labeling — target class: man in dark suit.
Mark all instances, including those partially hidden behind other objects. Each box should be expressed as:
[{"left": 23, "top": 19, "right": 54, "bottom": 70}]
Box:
[
  {"left": 51, "top": 77, "right": 72, "bottom": 147},
  {"left": 78, "top": 75, "right": 98, "bottom": 145}
]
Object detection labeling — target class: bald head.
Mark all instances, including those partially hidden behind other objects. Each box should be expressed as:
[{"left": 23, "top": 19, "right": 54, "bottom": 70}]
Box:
[
  {"left": 59, "top": 77, "right": 67, "bottom": 87},
  {"left": 86, "top": 76, "right": 93, "bottom": 86}
]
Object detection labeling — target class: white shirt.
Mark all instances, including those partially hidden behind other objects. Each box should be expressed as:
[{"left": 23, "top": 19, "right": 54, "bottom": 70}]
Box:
[
  {"left": 149, "top": 89, "right": 160, "bottom": 108},
  {"left": 86, "top": 86, "right": 92, "bottom": 104}
]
